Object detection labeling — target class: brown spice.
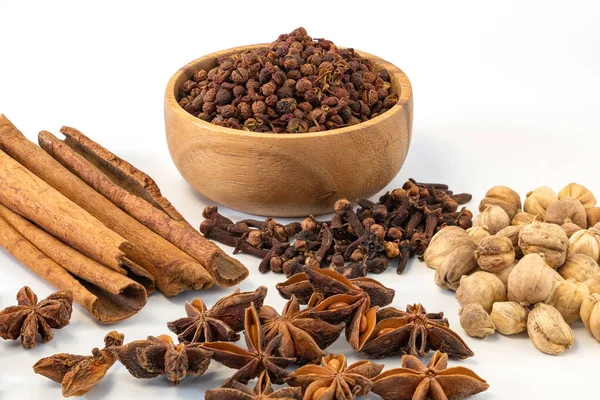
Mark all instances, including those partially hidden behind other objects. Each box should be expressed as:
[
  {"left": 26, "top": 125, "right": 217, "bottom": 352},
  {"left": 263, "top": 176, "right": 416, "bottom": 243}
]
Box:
[
  {"left": 205, "top": 371, "right": 302, "bottom": 400},
  {"left": 0, "top": 286, "right": 72, "bottom": 349},
  {"left": 33, "top": 331, "right": 124, "bottom": 397}
]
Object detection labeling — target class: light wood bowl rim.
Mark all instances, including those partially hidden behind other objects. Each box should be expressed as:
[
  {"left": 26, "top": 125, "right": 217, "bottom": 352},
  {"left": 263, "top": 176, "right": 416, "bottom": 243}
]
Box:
[{"left": 165, "top": 44, "right": 413, "bottom": 140}]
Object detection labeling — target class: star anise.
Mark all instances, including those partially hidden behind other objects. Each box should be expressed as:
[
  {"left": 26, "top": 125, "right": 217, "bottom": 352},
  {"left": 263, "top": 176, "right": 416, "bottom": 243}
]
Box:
[
  {"left": 167, "top": 286, "right": 267, "bottom": 343},
  {"left": 371, "top": 351, "right": 489, "bottom": 400},
  {"left": 259, "top": 295, "right": 344, "bottom": 365},
  {"left": 201, "top": 303, "right": 295, "bottom": 386},
  {"left": 33, "top": 331, "right": 124, "bottom": 397},
  {"left": 356, "top": 304, "right": 474, "bottom": 359},
  {"left": 206, "top": 371, "right": 302, "bottom": 400},
  {"left": 289, "top": 353, "right": 384, "bottom": 400},
  {"left": 0, "top": 286, "right": 73, "bottom": 349},
  {"left": 116, "top": 334, "right": 212, "bottom": 385}
]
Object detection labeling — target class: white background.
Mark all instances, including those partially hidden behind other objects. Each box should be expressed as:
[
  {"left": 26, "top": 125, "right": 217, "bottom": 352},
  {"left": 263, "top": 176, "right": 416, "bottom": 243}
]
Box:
[{"left": 1, "top": 0, "right": 600, "bottom": 399}]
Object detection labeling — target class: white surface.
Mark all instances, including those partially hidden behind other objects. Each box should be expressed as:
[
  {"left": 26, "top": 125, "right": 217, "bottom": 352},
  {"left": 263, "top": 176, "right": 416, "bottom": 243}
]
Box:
[{"left": 1, "top": 0, "right": 600, "bottom": 399}]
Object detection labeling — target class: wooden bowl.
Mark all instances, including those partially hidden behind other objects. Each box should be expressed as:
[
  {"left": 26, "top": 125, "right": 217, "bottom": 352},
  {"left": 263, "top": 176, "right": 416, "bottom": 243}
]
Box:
[{"left": 165, "top": 44, "right": 413, "bottom": 217}]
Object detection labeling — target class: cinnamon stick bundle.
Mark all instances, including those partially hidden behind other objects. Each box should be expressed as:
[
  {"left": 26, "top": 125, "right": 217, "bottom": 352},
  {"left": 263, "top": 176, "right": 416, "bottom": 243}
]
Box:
[
  {"left": 0, "top": 204, "right": 147, "bottom": 323},
  {"left": 0, "top": 115, "right": 213, "bottom": 297},
  {"left": 38, "top": 127, "right": 248, "bottom": 287}
]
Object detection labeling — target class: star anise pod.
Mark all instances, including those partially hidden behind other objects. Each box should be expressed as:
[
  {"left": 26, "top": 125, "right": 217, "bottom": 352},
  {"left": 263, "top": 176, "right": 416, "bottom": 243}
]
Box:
[
  {"left": 33, "top": 331, "right": 124, "bottom": 397},
  {"left": 201, "top": 303, "right": 295, "bottom": 386},
  {"left": 355, "top": 304, "right": 473, "bottom": 359},
  {"left": 116, "top": 334, "right": 212, "bottom": 385},
  {"left": 371, "top": 351, "right": 489, "bottom": 400},
  {"left": 206, "top": 371, "right": 302, "bottom": 400},
  {"left": 289, "top": 353, "right": 384, "bottom": 400},
  {"left": 259, "top": 295, "right": 344, "bottom": 365},
  {"left": 167, "top": 286, "right": 267, "bottom": 343},
  {"left": 0, "top": 286, "right": 73, "bottom": 349}
]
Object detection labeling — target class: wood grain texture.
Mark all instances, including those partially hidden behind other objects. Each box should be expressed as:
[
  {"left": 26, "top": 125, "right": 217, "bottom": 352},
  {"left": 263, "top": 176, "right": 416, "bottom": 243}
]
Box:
[{"left": 165, "top": 45, "right": 413, "bottom": 217}]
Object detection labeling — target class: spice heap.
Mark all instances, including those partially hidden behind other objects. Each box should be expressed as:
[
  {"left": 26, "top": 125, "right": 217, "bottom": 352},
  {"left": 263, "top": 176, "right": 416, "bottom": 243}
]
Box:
[
  {"left": 0, "top": 116, "right": 249, "bottom": 322},
  {"left": 29, "top": 282, "right": 485, "bottom": 399},
  {"left": 426, "top": 183, "right": 600, "bottom": 354},
  {"left": 179, "top": 27, "right": 399, "bottom": 133},
  {"left": 202, "top": 179, "right": 472, "bottom": 279}
]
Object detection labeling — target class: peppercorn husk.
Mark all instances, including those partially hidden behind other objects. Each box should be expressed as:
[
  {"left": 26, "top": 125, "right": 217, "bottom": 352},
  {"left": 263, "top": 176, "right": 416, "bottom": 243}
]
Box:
[
  {"left": 544, "top": 197, "right": 587, "bottom": 229},
  {"left": 544, "top": 279, "right": 590, "bottom": 324},
  {"left": 580, "top": 293, "right": 600, "bottom": 341},
  {"left": 561, "top": 222, "right": 582, "bottom": 238},
  {"left": 496, "top": 225, "right": 523, "bottom": 258},
  {"left": 512, "top": 212, "right": 538, "bottom": 226},
  {"left": 466, "top": 226, "right": 491, "bottom": 245},
  {"left": 423, "top": 227, "right": 474, "bottom": 270},
  {"left": 459, "top": 303, "right": 495, "bottom": 339},
  {"left": 507, "top": 253, "right": 555, "bottom": 306},
  {"left": 568, "top": 228, "right": 600, "bottom": 263},
  {"left": 558, "top": 183, "right": 597, "bottom": 209},
  {"left": 473, "top": 205, "right": 510, "bottom": 235},
  {"left": 475, "top": 235, "right": 515, "bottom": 273},
  {"left": 456, "top": 271, "right": 506, "bottom": 313},
  {"left": 524, "top": 186, "right": 558, "bottom": 220},
  {"left": 479, "top": 186, "right": 522, "bottom": 220},
  {"left": 557, "top": 253, "right": 600, "bottom": 294},
  {"left": 518, "top": 221, "right": 569, "bottom": 269},
  {"left": 527, "top": 303, "right": 574, "bottom": 355},
  {"left": 490, "top": 301, "right": 528, "bottom": 335},
  {"left": 434, "top": 244, "right": 478, "bottom": 291}
]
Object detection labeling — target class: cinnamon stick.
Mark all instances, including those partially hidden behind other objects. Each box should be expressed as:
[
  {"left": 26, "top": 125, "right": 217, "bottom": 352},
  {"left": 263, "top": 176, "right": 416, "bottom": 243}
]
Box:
[
  {"left": 0, "top": 115, "right": 213, "bottom": 296},
  {"left": 0, "top": 204, "right": 147, "bottom": 323},
  {"left": 0, "top": 147, "right": 153, "bottom": 293},
  {"left": 39, "top": 127, "right": 248, "bottom": 286}
]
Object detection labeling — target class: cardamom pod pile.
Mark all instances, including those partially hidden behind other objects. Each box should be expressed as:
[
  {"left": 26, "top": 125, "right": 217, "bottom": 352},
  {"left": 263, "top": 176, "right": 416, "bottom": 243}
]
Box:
[{"left": 426, "top": 183, "right": 600, "bottom": 355}]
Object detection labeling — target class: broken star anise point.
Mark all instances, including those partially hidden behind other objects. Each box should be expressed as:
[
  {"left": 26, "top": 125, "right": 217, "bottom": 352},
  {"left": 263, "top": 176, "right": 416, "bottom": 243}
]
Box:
[
  {"left": 0, "top": 286, "right": 73, "bottom": 349},
  {"left": 206, "top": 371, "right": 303, "bottom": 400}
]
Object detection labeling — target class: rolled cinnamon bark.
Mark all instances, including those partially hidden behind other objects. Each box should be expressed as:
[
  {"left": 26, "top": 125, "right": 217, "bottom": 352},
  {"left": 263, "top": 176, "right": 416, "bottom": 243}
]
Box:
[
  {"left": 39, "top": 127, "right": 248, "bottom": 287},
  {"left": 0, "top": 147, "right": 153, "bottom": 293},
  {"left": 0, "top": 204, "right": 147, "bottom": 323},
  {"left": 0, "top": 115, "right": 212, "bottom": 296}
]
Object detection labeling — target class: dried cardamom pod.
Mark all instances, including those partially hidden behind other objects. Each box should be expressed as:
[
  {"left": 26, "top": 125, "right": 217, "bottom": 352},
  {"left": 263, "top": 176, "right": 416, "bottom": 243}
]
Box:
[
  {"left": 544, "top": 279, "right": 590, "bottom": 324},
  {"left": 493, "top": 263, "right": 515, "bottom": 286},
  {"left": 434, "top": 244, "right": 478, "bottom": 291},
  {"left": 561, "top": 222, "right": 583, "bottom": 238},
  {"left": 568, "top": 228, "right": 600, "bottom": 263},
  {"left": 473, "top": 205, "right": 510, "bottom": 235},
  {"left": 475, "top": 235, "right": 515, "bottom": 273},
  {"left": 467, "top": 226, "right": 491, "bottom": 245},
  {"left": 557, "top": 253, "right": 600, "bottom": 294},
  {"left": 459, "top": 303, "right": 495, "bottom": 339},
  {"left": 518, "top": 221, "right": 568, "bottom": 268},
  {"left": 512, "top": 211, "right": 538, "bottom": 226},
  {"left": 544, "top": 197, "right": 587, "bottom": 228},
  {"left": 524, "top": 186, "right": 558, "bottom": 219},
  {"left": 496, "top": 225, "right": 523, "bottom": 258},
  {"left": 479, "top": 186, "right": 522, "bottom": 219},
  {"left": 423, "top": 227, "right": 474, "bottom": 269},
  {"left": 456, "top": 272, "right": 506, "bottom": 313},
  {"left": 558, "top": 182, "right": 597, "bottom": 209},
  {"left": 527, "top": 303, "right": 574, "bottom": 355},
  {"left": 490, "top": 301, "right": 528, "bottom": 335},
  {"left": 580, "top": 293, "right": 600, "bottom": 341},
  {"left": 508, "top": 253, "right": 555, "bottom": 305}
]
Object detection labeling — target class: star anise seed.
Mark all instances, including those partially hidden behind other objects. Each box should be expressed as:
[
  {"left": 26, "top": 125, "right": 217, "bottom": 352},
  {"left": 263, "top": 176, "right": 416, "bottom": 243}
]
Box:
[
  {"left": 206, "top": 371, "right": 303, "bottom": 400},
  {"left": 259, "top": 295, "right": 343, "bottom": 365},
  {"left": 0, "top": 286, "right": 73, "bottom": 349},
  {"left": 167, "top": 286, "right": 267, "bottom": 343},
  {"left": 201, "top": 303, "right": 296, "bottom": 386},
  {"left": 372, "top": 351, "right": 489, "bottom": 400},
  {"left": 289, "top": 353, "right": 384, "bottom": 400},
  {"left": 33, "top": 331, "right": 124, "bottom": 397}
]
